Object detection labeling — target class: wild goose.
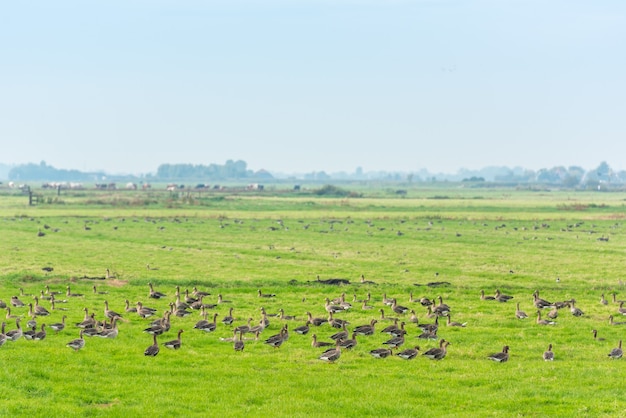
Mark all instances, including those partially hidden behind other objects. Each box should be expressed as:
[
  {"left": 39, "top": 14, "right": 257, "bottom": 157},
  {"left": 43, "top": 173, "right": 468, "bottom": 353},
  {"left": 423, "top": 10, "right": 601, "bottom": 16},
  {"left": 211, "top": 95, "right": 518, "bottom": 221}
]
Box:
[
  {"left": 360, "top": 274, "right": 376, "bottom": 285},
  {"left": 189, "top": 296, "right": 208, "bottom": 311},
  {"left": 446, "top": 316, "right": 467, "bottom": 327},
  {"left": 248, "top": 318, "right": 266, "bottom": 335},
  {"left": 389, "top": 322, "right": 407, "bottom": 338},
  {"left": 618, "top": 302, "right": 626, "bottom": 316},
  {"left": 104, "top": 301, "right": 122, "bottom": 320},
  {"left": 184, "top": 289, "right": 198, "bottom": 305},
  {"left": 174, "top": 291, "right": 190, "bottom": 311},
  {"left": 370, "top": 348, "right": 394, "bottom": 358},
  {"left": 93, "top": 285, "right": 108, "bottom": 295},
  {"left": 568, "top": 299, "right": 584, "bottom": 317},
  {"left": 0, "top": 300, "right": 6, "bottom": 309},
  {"left": 98, "top": 317, "right": 119, "bottom": 339},
  {"left": 220, "top": 330, "right": 238, "bottom": 343},
  {"left": 480, "top": 290, "right": 495, "bottom": 301},
  {"left": 148, "top": 283, "right": 166, "bottom": 299},
  {"left": 391, "top": 299, "right": 410, "bottom": 315},
  {"left": 418, "top": 316, "right": 439, "bottom": 334},
  {"left": 608, "top": 340, "right": 623, "bottom": 359},
  {"left": 192, "top": 286, "right": 211, "bottom": 298},
  {"left": 547, "top": 306, "right": 558, "bottom": 320},
  {"left": 379, "top": 309, "right": 398, "bottom": 322},
  {"left": 124, "top": 300, "right": 137, "bottom": 313},
  {"left": 233, "top": 331, "right": 245, "bottom": 352},
  {"left": 6, "top": 319, "right": 23, "bottom": 341},
  {"left": 494, "top": 289, "right": 514, "bottom": 303},
  {"left": 306, "top": 312, "right": 327, "bottom": 327},
  {"left": 318, "top": 340, "right": 341, "bottom": 362},
  {"left": 23, "top": 325, "right": 38, "bottom": 340},
  {"left": 515, "top": 303, "right": 528, "bottom": 319},
  {"left": 382, "top": 334, "right": 405, "bottom": 349},
  {"left": 278, "top": 309, "right": 296, "bottom": 321},
  {"left": 217, "top": 294, "right": 231, "bottom": 304},
  {"left": 259, "top": 308, "right": 271, "bottom": 328},
  {"left": 31, "top": 298, "right": 50, "bottom": 316},
  {"left": 294, "top": 321, "right": 311, "bottom": 335},
  {"left": 418, "top": 329, "right": 438, "bottom": 340},
  {"left": 311, "top": 334, "right": 334, "bottom": 348},
  {"left": 592, "top": 329, "right": 606, "bottom": 341},
  {"left": 144, "top": 334, "right": 160, "bottom": 356},
  {"left": 488, "top": 345, "right": 510, "bottom": 363},
  {"left": 66, "top": 330, "right": 85, "bottom": 351},
  {"left": 396, "top": 346, "right": 420, "bottom": 360},
  {"left": 338, "top": 332, "right": 358, "bottom": 350},
  {"left": 65, "top": 285, "right": 84, "bottom": 297},
  {"left": 330, "top": 323, "right": 349, "bottom": 341},
  {"left": 33, "top": 324, "right": 46, "bottom": 341},
  {"left": 235, "top": 318, "right": 254, "bottom": 334},
  {"left": 136, "top": 302, "right": 157, "bottom": 318},
  {"left": 600, "top": 294, "right": 609, "bottom": 306},
  {"left": 49, "top": 315, "right": 67, "bottom": 334},
  {"left": 353, "top": 319, "right": 377, "bottom": 336},
  {"left": 264, "top": 325, "right": 287, "bottom": 348},
  {"left": 258, "top": 289, "right": 276, "bottom": 298},
  {"left": 380, "top": 318, "right": 400, "bottom": 335},
  {"left": 195, "top": 312, "right": 219, "bottom": 333},
  {"left": 422, "top": 339, "right": 449, "bottom": 360},
  {"left": 536, "top": 311, "right": 556, "bottom": 326},
  {"left": 143, "top": 316, "right": 169, "bottom": 335},
  {"left": 409, "top": 310, "right": 419, "bottom": 324},
  {"left": 324, "top": 298, "right": 346, "bottom": 314},
  {"left": 76, "top": 309, "right": 97, "bottom": 329},
  {"left": 361, "top": 300, "right": 375, "bottom": 310},
  {"left": 327, "top": 312, "right": 349, "bottom": 329},
  {"left": 608, "top": 315, "right": 626, "bottom": 326},
  {"left": 0, "top": 322, "right": 6, "bottom": 347},
  {"left": 10, "top": 296, "right": 25, "bottom": 308},
  {"left": 543, "top": 344, "right": 554, "bottom": 361},
  {"left": 419, "top": 297, "right": 433, "bottom": 307},
  {"left": 222, "top": 308, "right": 235, "bottom": 325},
  {"left": 612, "top": 293, "right": 626, "bottom": 304},
  {"left": 164, "top": 329, "right": 184, "bottom": 349},
  {"left": 5, "top": 307, "right": 21, "bottom": 320},
  {"left": 533, "top": 291, "right": 553, "bottom": 309},
  {"left": 433, "top": 296, "right": 451, "bottom": 317}
]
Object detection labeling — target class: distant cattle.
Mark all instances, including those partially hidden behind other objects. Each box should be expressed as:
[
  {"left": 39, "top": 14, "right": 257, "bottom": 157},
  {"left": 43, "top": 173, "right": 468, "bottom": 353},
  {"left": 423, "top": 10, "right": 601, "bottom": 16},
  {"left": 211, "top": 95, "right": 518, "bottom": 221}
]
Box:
[
  {"left": 248, "top": 184, "right": 264, "bottom": 191},
  {"left": 126, "top": 182, "right": 138, "bottom": 190}
]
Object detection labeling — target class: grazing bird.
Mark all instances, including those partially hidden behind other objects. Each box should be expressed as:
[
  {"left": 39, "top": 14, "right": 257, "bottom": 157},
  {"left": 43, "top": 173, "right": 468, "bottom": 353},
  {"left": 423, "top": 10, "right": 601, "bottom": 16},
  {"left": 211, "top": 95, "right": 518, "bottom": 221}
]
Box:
[
  {"left": 144, "top": 334, "right": 160, "bottom": 356},
  {"left": 600, "top": 294, "right": 609, "bottom": 306},
  {"left": 318, "top": 341, "right": 341, "bottom": 363},
  {"left": 618, "top": 302, "right": 626, "bottom": 316},
  {"left": 543, "top": 344, "right": 554, "bottom": 361},
  {"left": 330, "top": 323, "right": 349, "bottom": 341},
  {"left": 148, "top": 283, "right": 166, "bottom": 299},
  {"left": 294, "top": 320, "right": 311, "bottom": 335},
  {"left": 359, "top": 274, "right": 376, "bottom": 285},
  {"left": 311, "top": 334, "right": 334, "bottom": 348},
  {"left": 423, "top": 339, "right": 450, "bottom": 360},
  {"left": 222, "top": 307, "right": 235, "bottom": 325},
  {"left": 195, "top": 312, "right": 219, "bottom": 333},
  {"left": 6, "top": 318, "right": 23, "bottom": 341},
  {"left": 608, "top": 340, "right": 623, "bottom": 360},
  {"left": 609, "top": 315, "right": 626, "bottom": 326},
  {"left": 370, "top": 348, "right": 394, "bottom": 358},
  {"left": 515, "top": 303, "right": 528, "bottom": 319},
  {"left": 233, "top": 331, "right": 245, "bottom": 352},
  {"left": 396, "top": 346, "right": 420, "bottom": 360},
  {"left": 104, "top": 301, "right": 122, "bottom": 320},
  {"left": 98, "top": 317, "right": 119, "bottom": 339},
  {"left": 391, "top": 299, "right": 410, "bottom": 315},
  {"left": 536, "top": 311, "right": 556, "bottom": 326},
  {"left": 494, "top": 289, "right": 514, "bottom": 303},
  {"left": 278, "top": 308, "right": 296, "bottom": 321},
  {"left": 353, "top": 319, "right": 377, "bottom": 336},
  {"left": 66, "top": 330, "right": 85, "bottom": 351},
  {"left": 258, "top": 289, "right": 276, "bottom": 298},
  {"left": 136, "top": 302, "right": 157, "bottom": 318},
  {"left": 10, "top": 296, "right": 25, "bottom": 308},
  {"left": 533, "top": 291, "right": 553, "bottom": 309},
  {"left": 306, "top": 312, "right": 327, "bottom": 327},
  {"left": 217, "top": 294, "right": 231, "bottom": 304},
  {"left": 49, "top": 315, "right": 67, "bottom": 334},
  {"left": 592, "top": 329, "right": 605, "bottom": 341},
  {"left": 338, "top": 332, "right": 358, "bottom": 350},
  {"left": 33, "top": 324, "right": 46, "bottom": 341},
  {"left": 446, "top": 315, "right": 467, "bottom": 327},
  {"left": 488, "top": 345, "right": 510, "bottom": 363},
  {"left": 164, "top": 329, "right": 184, "bottom": 350},
  {"left": 66, "top": 285, "right": 84, "bottom": 297},
  {"left": 569, "top": 299, "right": 584, "bottom": 317},
  {"left": 382, "top": 334, "right": 405, "bottom": 349},
  {"left": 264, "top": 325, "right": 288, "bottom": 348}
]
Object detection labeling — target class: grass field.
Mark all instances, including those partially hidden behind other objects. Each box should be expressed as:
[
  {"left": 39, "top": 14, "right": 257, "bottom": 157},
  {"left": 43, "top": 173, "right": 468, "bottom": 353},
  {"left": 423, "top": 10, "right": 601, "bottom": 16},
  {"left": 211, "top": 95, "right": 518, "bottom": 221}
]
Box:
[{"left": 0, "top": 186, "right": 625, "bottom": 417}]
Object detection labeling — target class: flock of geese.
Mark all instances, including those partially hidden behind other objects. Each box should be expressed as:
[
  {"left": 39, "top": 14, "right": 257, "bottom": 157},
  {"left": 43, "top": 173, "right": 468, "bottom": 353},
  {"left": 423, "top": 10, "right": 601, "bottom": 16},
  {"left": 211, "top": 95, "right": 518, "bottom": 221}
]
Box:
[{"left": 0, "top": 280, "right": 623, "bottom": 363}]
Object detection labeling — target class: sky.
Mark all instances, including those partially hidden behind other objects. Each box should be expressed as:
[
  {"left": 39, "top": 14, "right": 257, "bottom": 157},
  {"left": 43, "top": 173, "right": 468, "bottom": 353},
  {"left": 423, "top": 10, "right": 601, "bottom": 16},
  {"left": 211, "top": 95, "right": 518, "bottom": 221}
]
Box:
[{"left": 1, "top": 0, "right": 625, "bottom": 175}]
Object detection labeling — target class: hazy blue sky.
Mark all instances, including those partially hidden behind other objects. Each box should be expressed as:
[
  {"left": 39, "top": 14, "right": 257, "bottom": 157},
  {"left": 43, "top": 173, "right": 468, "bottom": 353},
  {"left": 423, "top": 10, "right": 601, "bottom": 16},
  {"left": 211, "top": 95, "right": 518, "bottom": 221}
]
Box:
[{"left": 1, "top": 1, "right": 625, "bottom": 175}]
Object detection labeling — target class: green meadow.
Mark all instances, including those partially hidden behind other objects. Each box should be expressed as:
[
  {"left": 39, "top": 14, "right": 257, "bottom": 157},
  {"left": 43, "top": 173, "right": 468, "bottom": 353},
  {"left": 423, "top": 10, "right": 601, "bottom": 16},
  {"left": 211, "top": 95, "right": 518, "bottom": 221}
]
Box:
[{"left": 1, "top": 186, "right": 625, "bottom": 417}]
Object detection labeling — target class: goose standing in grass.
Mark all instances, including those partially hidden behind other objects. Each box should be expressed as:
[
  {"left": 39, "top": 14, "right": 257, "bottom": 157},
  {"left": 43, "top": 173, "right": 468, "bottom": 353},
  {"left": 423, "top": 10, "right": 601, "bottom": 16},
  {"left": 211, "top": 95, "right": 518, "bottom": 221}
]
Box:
[
  {"left": 380, "top": 319, "right": 400, "bottom": 335},
  {"left": 222, "top": 307, "right": 235, "bottom": 325},
  {"left": 195, "top": 312, "right": 219, "bottom": 333},
  {"left": 278, "top": 308, "right": 296, "bottom": 321},
  {"left": 217, "top": 294, "right": 231, "bottom": 304},
  {"left": 264, "top": 325, "right": 287, "bottom": 348},
  {"left": 543, "top": 344, "right": 554, "bottom": 361},
  {"left": 547, "top": 306, "right": 559, "bottom": 320},
  {"left": 233, "top": 331, "right": 245, "bottom": 352},
  {"left": 600, "top": 294, "right": 609, "bottom": 306},
  {"left": 318, "top": 340, "right": 341, "bottom": 363},
  {"left": 569, "top": 299, "right": 584, "bottom": 317},
  {"left": 148, "top": 283, "right": 166, "bottom": 299},
  {"left": 164, "top": 329, "right": 184, "bottom": 350},
  {"left": 93, "top": 285, "right": 108, "bottom": 295},
  {"left": 617, "top": 302, "right": 626, "bottom": 316},
  {"left": 592, "top": 329, "right": 606, "bottom": 341},
  {"left": 104, "top": 301, "right": 122, "bottom": 320},
  {"left": 235, "top": 318, "right": 253, "bottom": 334},
  {"left": 433, "top": 296, "right": 450, "bottom": 317},
  {"left": 536, "top": 311, "right": 556, "bottom": 326},
  {"left": 49, "top": 315, "right": 67, "bottom": 334},
  {"left": 192, "top": 286, "right": 211, "bottom": 298},
  {"left": 66, "top": 285, "right": 84, "bottom": 297},
  {"left": 306, "top": 312, "right": 327, "bottom": 327},
  {"left": 515, "top": 303, "right": 528, "bottom": 319},
  {"left": 33, "top": 297, "right": 50, "bottom": 316},
  {"left": 382, "top": 334, "right": 405, "bottom": 349},
  {"left": 488, "top": 345, "right": 510, "bottom": 362},
  {"left": 66, "top": 330, "right": 85, "bottom": 351},
  {"left": 136, "top": 302, "right": 157, "bottom": 319},
  {"left": 419, "top": 297, "right": 433, "bottom": 307},
  {"left": 422, "top": 339, "right": 449, "bottom": 360},
  {"left": 33, "top": 324, "right": 47, "bottom": 341},
  {"left": 533, "top": 291, "right": 553, "bottom": 309},
  {"left": 338, "top": 332, "right": 358, "bottom": 350},
  {"left": 330, "top": 323, "right": 349, "bottom": 341},
  {"left": 144, "top": 334, "right": 160, "bottom": 356},
  {"left": 379, "top": 309, "right": 397, "bottom": 322},
  {"left": 494, "top": 289, "right": 514, "bottom": 303},
  {"left": 609, "top": 315, "right": 626, "bottom": 326},
  {"left": 10, "top": 296, "right": 25, "bottom": 308},
  {"left": 409, "top": 310, "right": 419, "bottom": 324},
  {"left": 23, "top": 325, "right": 37, "bottom": 340},
  {"left": 396, "top": 346, "right": 420, "bottom": 360},
  {"left": 98, "top": 317, "right": 119, "bottom": 339},
  {"left": 124, "top": 300, "right": 137, "bottom": 314},
  {"left": 0, "top": 322, "right": 6, "bottom": 347},
  {"left": 0, "top": 300, "right": 6, "bottom": 309},
  {"left": 311, "top": 334, "right": 334, "bottom": 348},
  {"left": 391, "top": 299, "right": 410, "bottom": 315},
  {"left": 294, "top": 320, "right": 311, "bottom": 335},
  {"left": 6, "top": 318, "right": 23, "bottom": 341},
  {"left": 446, "top": 315, "right": 467, "bottom": 327},
  {"left": 258, "top": 289, "right": 276, "bottom": 298},
  {"left": 608, "top": 340, "right": 623, "bottom": 359},
  {"left": 370, "top": 348, "right": 393, "bottom": 358},
  {"left": 353, "top": 319, "right": 377, "bottom": 336},
  {"left": 480, "top": 290, "right": 495, "bottom": 301}
]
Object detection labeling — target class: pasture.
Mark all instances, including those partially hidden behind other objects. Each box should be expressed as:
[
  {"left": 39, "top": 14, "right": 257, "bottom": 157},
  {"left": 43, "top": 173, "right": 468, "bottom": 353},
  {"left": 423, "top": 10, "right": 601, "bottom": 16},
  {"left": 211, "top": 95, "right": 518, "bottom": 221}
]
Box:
[{"left": 0, "top": 186, "right": 625, "bottom": 417}]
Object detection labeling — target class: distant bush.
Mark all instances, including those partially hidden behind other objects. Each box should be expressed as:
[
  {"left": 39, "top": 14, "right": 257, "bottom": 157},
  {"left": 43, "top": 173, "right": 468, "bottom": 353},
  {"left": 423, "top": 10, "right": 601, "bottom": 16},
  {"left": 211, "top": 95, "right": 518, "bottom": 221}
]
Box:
[{"left": 313, "top": 184, "right": 362, "bottom": 197}]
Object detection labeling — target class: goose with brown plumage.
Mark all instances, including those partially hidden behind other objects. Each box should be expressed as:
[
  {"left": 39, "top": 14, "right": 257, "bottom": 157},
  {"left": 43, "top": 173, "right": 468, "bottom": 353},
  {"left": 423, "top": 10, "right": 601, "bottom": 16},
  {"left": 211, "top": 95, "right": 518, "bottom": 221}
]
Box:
[{"left": 144, "top": 334, "right": 159, "bottom": 356}]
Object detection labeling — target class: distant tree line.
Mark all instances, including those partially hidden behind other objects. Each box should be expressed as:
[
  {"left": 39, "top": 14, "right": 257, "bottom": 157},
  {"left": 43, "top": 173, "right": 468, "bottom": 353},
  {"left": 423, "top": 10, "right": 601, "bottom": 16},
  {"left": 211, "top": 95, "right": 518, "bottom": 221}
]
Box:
[
  {"left": 8, "top": 161, "right": 103, "bottom": 182},
  {"left": 151, "top": 160, "right": 255, "bottom": 180}
]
